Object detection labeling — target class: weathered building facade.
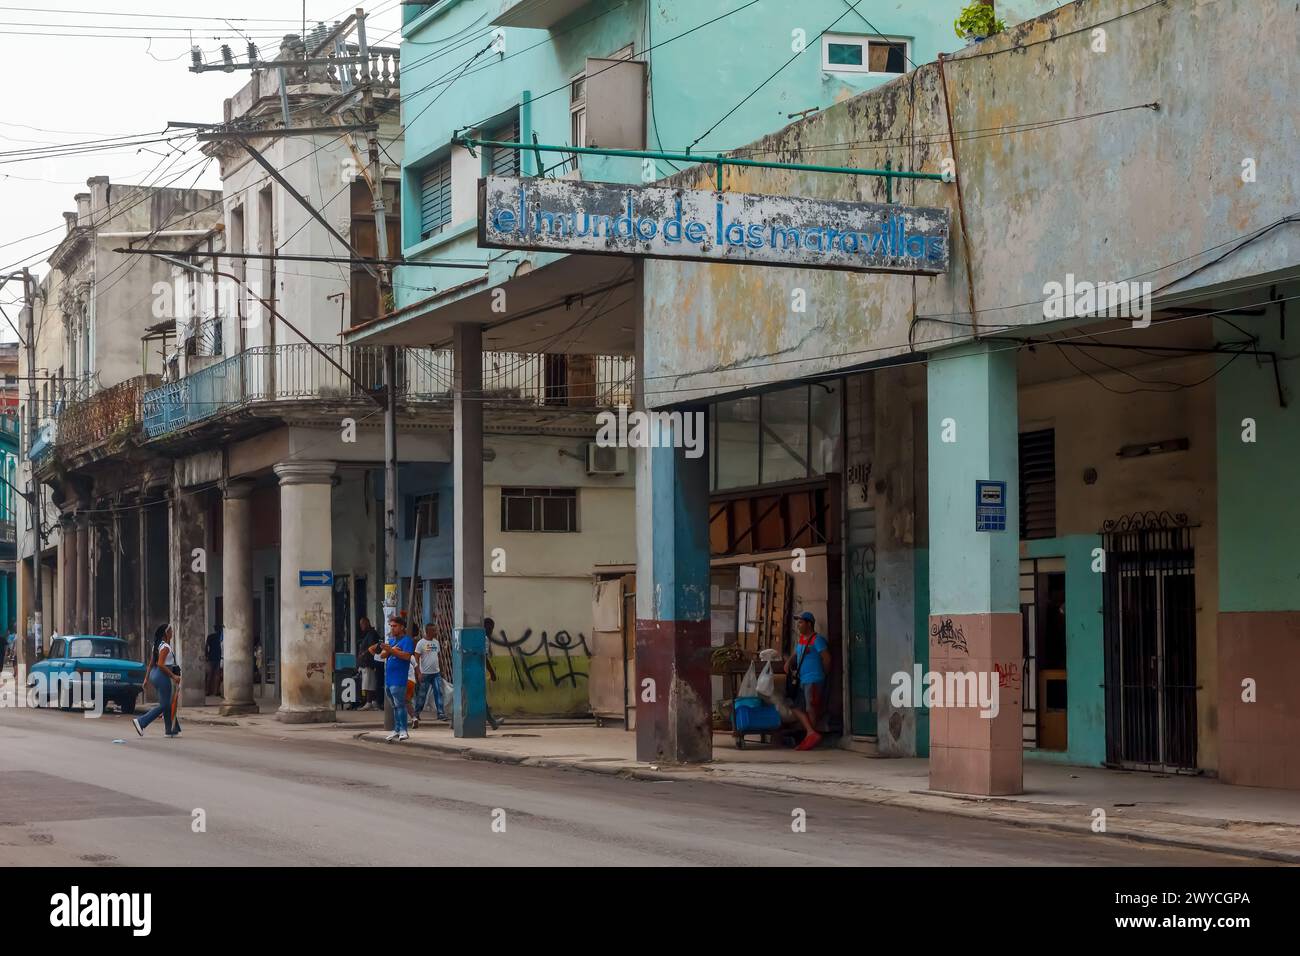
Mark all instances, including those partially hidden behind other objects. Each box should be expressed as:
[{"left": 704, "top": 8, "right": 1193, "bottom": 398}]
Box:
[
  {"left": 630, "top": 0, "right": 1299, "bottom": 790},
  {"left": 352, "top": 0, "right": 1298, "bottom": 792}
]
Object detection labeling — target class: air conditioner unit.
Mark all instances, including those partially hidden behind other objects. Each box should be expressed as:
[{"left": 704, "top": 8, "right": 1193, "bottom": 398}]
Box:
[{"left": 586, "top": 442, "right": 628, "bottom": 476}]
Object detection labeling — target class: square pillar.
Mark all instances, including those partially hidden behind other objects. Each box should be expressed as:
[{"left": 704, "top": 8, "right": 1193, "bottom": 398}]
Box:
[
  {"left": 169, "top": 484, "right": 208, "bottom": 707},
  {"left": 274, "top": 461, "right": 335, "bottom": 723},
  {"left": 451, "top": 323, "right": 487, "bottom": 739},
  {"left": 926, "top": 341, "right": 1022, "bottom": 795},
  {"left": 75, "top": 513, "right": 89, "bottom": 635},
  {"left": 220, "top": 479, "right": 258, "bottom": 715},
  {"left": 634, "top": 410, "right": 712, "bottom": 764},
  {"left": 59, "top": 515, "right": 78, "bottom": 636}
]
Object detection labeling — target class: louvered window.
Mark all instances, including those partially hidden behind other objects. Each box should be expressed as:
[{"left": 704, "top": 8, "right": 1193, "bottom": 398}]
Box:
[
  {"left": 487, "top": 118, "right": 520, "bottom": 177},
  {"left": 1019, "top": 428, "right": 1057, "bottom": 540},
  {"left": 419, "top": 160, "right": 452, "bottom": 240}
]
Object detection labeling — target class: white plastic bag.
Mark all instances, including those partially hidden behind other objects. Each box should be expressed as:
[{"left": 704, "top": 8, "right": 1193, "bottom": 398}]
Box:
[
  {"left": 441, "top": 676, "right": 454, "bottom": 701},
  {"left": 755, "top": 661, "right": 774, "bottom": 698},
  {"left": 736, "top": 661, "right": 758, "bottom": 698}
]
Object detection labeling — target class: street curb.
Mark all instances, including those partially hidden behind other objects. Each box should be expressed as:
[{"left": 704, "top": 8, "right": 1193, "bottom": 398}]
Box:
[{"left": 353, "top": 731, "right": 1300, "bottom": 863}]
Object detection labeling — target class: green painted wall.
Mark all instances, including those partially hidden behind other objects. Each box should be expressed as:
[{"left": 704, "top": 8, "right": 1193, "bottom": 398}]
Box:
[
  {"left": 1022, "top": 535, "right": 1107, "bottom": 768},
  {"left": 1215, "top": 302, "right": 1300, "bottom": 612},
  {"left": 488, "top": 653, "right": 591, "bottom": 716}
]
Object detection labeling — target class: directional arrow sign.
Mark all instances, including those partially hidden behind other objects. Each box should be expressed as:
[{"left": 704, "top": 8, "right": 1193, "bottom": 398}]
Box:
[{"left": 299, "top": 570, "right": 334, "bottom": 588}]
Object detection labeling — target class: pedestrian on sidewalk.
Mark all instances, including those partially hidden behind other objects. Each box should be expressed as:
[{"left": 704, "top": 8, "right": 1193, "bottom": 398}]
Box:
[
  {"left": 205, "top": 629, "right": 223, "bottom": 697},
  {"left": 133, "top": 624, "right": 182, "bottom": 739},
  {"left": 356, "top": 616, "right": 380, "bottom": 710},
  {"left": 786, "top": 611, "right": 830, "bottom": 751},
  {"left": 482, "top": 618, "right": 503, "bottom": 731},
  {"left": 413, "top": 622, "right": 446, "bottom": 725},
  {"left": 376, "top": 614, "right": 414, "bottom": 742}
]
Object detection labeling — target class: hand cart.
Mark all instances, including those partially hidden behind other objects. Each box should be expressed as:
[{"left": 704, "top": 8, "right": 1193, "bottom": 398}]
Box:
[{"left": 732, "top": 695, "right": 782, "bottom": 748}]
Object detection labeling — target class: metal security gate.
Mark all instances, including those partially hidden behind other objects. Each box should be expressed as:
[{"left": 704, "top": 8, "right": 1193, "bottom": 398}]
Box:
[{"left": 1102, "top": 512, "right": 1198, "bottom": 771}]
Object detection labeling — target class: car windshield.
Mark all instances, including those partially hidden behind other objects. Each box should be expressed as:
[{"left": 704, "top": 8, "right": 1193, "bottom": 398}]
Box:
[{"left": 69, "top": 639, "right": 126, "bottom": 660}]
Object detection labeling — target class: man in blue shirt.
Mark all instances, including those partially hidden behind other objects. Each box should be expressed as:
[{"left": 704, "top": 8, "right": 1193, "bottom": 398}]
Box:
[
  {"left": 786, "top": 611, "right": 831, "bottom": 751},
  {"left": 376, "top": 615, "right": 415, "bottom": 741}
]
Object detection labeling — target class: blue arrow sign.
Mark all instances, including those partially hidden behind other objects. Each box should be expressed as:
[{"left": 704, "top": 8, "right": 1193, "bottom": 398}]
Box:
[{"left": 299, "top": 570, "right": 334, "bottom": 587}]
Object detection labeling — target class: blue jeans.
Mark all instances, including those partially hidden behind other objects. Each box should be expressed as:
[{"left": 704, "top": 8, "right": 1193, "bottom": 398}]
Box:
[
  {"left": 138, "top": 667, "right": 179, "bottom": 735},
  {"left": 414, "top": 674, "right": 444, "bottom": 718},
  {"left": 385, "top": 684, "right": 409, "bottom": 734}
]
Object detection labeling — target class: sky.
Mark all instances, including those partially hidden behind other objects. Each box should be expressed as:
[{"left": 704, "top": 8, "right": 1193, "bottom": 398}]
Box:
[{"left": 0, "top": 0, "right": 405, "bottom": 341}]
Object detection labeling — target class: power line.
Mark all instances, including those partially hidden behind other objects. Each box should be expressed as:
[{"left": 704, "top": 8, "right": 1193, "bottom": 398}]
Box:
[{"left": 689, "top": 0, "right": 868, "bottom": 150}]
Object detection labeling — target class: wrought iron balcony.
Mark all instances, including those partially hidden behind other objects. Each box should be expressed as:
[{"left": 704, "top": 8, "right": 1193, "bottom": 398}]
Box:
[
  {"left": 53, "top": 375, "right": 160, "bottom": 455},
  {"left": 142, "top": 344, "right": 633, "bottom": 440}
]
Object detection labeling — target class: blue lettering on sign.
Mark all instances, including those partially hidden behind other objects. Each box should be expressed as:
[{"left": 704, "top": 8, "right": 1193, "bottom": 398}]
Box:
[{"left": 488, "top": 185, "right": 947, "bottom": 265}]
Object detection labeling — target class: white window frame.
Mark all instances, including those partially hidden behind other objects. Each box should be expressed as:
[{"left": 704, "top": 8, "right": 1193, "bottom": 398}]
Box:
[{"left": 821, "top": 33, "right": 910, "bottom": 76}]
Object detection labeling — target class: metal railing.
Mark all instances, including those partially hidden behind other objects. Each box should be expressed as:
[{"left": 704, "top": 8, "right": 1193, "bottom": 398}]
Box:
[
  {"left": 55, "top": 375, "right": 160, "bottom": 452},
  {"left": 142, "top": 345, "right": 634, "bottom": 440}
]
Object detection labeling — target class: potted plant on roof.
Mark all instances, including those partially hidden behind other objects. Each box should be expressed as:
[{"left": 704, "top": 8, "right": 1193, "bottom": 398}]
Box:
[{"left": 954, "top": 0, "right": 1007, "bottom": 45}]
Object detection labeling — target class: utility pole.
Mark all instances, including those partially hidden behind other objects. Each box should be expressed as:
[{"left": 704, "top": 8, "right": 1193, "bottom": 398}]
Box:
[
  {"left": 20, "top": 267, "right": 43, "bottom": 675},
  {"left": 356, "top": 7, "right": 401, "bottom": 732}
]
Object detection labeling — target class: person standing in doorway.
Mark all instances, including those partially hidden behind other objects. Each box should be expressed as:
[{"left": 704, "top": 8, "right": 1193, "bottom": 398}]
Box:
[
  {"left": 413, "top": 622, "right": 446, "bottom": 725},
  {"left": 356, "top": 616, "right": 380, "bottom": 710},
  {"left": 376, "top": 615, "right": 414, "bottom": 742},
  {"left": 785, "top": 611, "right": 830, "bottom": 751},
  {"left": 133, "top": 624, "right": 181, "bottom": 738},
  {"left": 482, "top": 618, "right": 503, "bottom": 731},
  {"left": 204, "top": 629, "right": 223, "bottom": 697}
]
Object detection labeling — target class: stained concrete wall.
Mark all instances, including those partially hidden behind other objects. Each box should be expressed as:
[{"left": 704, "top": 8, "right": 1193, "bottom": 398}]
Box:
[
  {"left": 641, "top": 0, "right": 1299, "bottom": 403},
  {"left": 481, "top": 433, "right": 635, "bottom": 715},
  {"left": 1018, "top": 350, "right": 1220, "bottom": 770}
]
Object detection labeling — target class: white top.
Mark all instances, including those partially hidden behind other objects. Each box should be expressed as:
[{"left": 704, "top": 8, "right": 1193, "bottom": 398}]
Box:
[
  {"left": 415, "top": 637, "right": 440, "bottom": 676},
  {"left": 158, "top": 641, "right": 175, "bottom": 667}
]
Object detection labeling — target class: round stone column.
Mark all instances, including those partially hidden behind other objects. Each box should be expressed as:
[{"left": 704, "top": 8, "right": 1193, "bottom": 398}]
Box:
[
  {"left": 273, "top": 460, "right": 335, "bottom": 724},
  {"left": 219, "top": 479, "right": 258, "bottom": 716}
]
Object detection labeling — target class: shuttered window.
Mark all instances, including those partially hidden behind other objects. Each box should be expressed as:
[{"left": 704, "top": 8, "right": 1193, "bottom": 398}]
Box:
[
  {"left": 487, "top": 118, "right": 520, "bottom": 177},
  {"left": 419, "top": 160, "right": 452, "bottom": 240},
  {"left": 1019, "top": 428, "right": 1057, "bottom": 540}
]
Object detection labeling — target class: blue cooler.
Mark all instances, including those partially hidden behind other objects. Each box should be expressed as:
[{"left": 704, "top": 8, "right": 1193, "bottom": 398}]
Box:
[{"left": 733, "top": 696, "right": 781, "bottom": 734}]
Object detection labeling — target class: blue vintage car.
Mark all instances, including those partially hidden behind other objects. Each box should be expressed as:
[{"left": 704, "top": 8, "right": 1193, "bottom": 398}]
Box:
[{"left": 27, "top": 636, "right": 147, "bottom": 713}]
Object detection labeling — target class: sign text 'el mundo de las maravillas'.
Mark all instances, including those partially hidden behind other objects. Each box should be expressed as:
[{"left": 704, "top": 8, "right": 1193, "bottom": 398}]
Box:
[{"left": 478, "top": 176, "right": 949, "bottom": 275}]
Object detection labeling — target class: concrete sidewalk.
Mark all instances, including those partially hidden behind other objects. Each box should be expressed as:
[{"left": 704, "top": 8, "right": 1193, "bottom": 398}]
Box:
[{"left": 181, "top": 703, "right": 1300, "bottom": 862}]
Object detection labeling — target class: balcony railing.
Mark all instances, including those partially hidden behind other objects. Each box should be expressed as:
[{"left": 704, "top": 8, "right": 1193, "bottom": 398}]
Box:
[
  {"left": 142, "top": 345, "right": 634, "bottom": 440},
  {"left": 55, "top": 375, "right": 160, "bottom": 453}
]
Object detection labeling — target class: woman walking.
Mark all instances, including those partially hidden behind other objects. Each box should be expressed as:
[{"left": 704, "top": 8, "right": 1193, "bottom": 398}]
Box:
[{"left": 132, "top": 624, "right": 182, "bottom": 738}]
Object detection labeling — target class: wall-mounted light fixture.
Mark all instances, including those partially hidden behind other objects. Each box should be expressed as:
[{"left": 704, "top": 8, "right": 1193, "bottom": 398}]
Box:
[{"left": 1116, "top": 437, "right": 1189, "bottom": 459}]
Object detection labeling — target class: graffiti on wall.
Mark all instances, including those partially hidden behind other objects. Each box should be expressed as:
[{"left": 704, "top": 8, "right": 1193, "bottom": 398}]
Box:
[
  {"left": 490, "top": 628, "right": 592, "bottom": 693},
  {"left": 930, "top": 618, "right": 969, "bottom": 654}
]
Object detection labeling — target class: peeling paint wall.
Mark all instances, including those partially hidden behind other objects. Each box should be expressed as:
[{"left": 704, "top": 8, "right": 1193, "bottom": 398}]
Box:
[{"left": 642, "top": 0, "right": 1300, "bottom": 404}]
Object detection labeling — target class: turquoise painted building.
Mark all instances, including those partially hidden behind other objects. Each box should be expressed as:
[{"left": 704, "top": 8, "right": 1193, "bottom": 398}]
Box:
[
  {"left": 384, "top": 0, "right": 1059, "bottom": 324},
  {"left": 0, "top": 412, "right": 19, "bottom": 640}
]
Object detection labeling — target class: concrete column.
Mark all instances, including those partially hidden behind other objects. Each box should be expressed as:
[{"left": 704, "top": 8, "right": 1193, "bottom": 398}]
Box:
[
  {"left": 274, "top": 460, "right": 335, "bottom": 723},
  {"left": 170, "top": 485, "right": 208, "bottom": 707},
  {"left": 75, "top": 513, "right": 90, "bottom": 634},
  {"left": 451, "top": 324, "right": 487, "bottom": 739},
  {"left": 59, "top": 515, "right": 78, "bottom": 635},
  {"left": 873, "top": 364, "right": 926, "bottom": 756},
  {"left": 1214, "top": 310, "right": 1300, "bottom": 789},
  {"left": 926, "top": 341, "right": 1022, "bottom": 795},
  {"left": 111, "top": 507, "right": 122, "bottom": 636},
  {"left": 220, "top": 479, "right": 257, "bottom": 715},
  {"left": 634, "top": 409, "right": 712, "bottom": 764}
]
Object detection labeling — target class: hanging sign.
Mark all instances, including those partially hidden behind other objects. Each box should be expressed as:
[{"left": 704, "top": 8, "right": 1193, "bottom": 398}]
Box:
[{"left": 478, "top": 176, "right": 949, "bottom": 274}]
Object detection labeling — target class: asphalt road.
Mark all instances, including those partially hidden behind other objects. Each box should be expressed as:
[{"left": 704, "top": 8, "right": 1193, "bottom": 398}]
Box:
[{"left": 0, "top": 706, "right": 1262, "bottom": 867}]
